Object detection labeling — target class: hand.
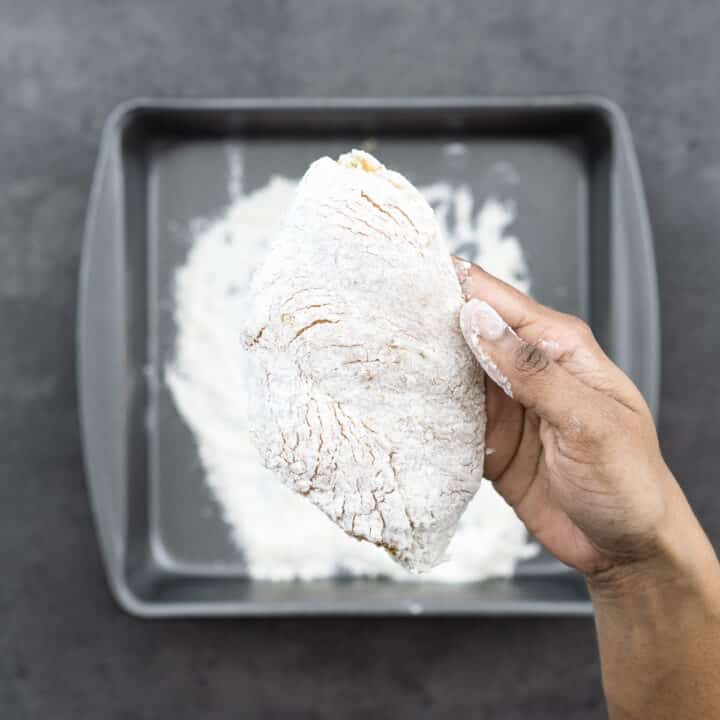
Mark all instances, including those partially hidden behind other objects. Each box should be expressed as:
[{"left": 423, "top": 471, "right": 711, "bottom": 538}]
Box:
[
  {"left": 453, "top": 258, "right": 704, "bottom": 583},
  {"left": 453, "top": 259, "right": 720, "bottom": 718}
]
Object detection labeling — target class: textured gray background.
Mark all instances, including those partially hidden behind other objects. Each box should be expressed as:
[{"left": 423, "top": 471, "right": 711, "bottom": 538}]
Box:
[{"left": 2, "top": 1, "right": 719, "bottom": 718}]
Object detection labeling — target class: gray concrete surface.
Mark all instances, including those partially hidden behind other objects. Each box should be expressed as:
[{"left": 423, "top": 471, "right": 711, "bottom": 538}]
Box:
[{"left": 2, "top": 1, "right": 719, "bottom": 717}]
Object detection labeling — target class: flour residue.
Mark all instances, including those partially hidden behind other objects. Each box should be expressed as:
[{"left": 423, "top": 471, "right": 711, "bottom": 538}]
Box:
[
  {"left": 167, "top": 154, "right": 536, "bottom": 582},
  {"left": 225, "top": 143, "right": 244, "bottom": 202},
  {"left": 424, "top": 182, "right": 529, "bottom": 291}
]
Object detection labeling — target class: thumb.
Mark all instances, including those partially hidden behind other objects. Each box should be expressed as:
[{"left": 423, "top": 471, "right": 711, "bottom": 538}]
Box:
[{"left": 459, "top": 298, "right": 593, "bottom": 430}]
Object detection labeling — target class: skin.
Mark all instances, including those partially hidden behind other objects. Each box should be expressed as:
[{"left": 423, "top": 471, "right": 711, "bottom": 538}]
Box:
[{"left": 453, "top": 258, "right": 720, "bottom": 719}]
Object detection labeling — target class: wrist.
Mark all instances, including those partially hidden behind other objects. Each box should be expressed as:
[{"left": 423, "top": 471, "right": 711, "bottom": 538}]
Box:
[
  {"left": 587, "top": 470, "right": 720, "bottom": 719},
  {"left": 587, "top": 550, "right": 720, "bottom": 612},
  {"left": 587, "top": 483, "right": 720, "bottom": 608},
  {"left": 589, "top": 512, "right": 720, "bottom": 718}
]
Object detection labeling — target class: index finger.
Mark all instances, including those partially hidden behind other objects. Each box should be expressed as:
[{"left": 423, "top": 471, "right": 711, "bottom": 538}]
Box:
[
  {"left": 453, "top": 258, "right": 604, "bottom": 362},
  {"left": 452, "top": 257, "right": 647, "bottom": 413},
  {"left": 453, "top": 257, "right": 563, "bottom": 346}
]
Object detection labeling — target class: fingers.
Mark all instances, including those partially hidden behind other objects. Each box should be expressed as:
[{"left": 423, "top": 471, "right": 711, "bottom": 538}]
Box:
[
  {"left": 453, "top": 256, "right": 597, "bottom": 359},
  {"left": 454, "top": 257, "right": 546, "bottom": 335},
  {"left": 460, "top": 298, "right": 600, "bottom": 430},
  {"left": 453, "top": 257, "right": 647, "bottom": 414}
]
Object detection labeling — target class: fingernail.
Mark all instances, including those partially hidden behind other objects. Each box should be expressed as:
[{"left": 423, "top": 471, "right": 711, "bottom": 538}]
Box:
[
  {"left": 452, "top": 257, "right": 472, "bottom": 298},
  {"left": 471, "top": 345, "right": 514, "bottom": 399},
  {"left": 459, "top": 300, "right": 514, "bottom": 398},
  {"left": 462, "top": 299, "right": 507, "bottom": 341}
]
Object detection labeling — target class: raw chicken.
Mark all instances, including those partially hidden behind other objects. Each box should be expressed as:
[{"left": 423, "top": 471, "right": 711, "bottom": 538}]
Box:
[{"left": 243, "top": 150, "right": 486, "bottom": 572}]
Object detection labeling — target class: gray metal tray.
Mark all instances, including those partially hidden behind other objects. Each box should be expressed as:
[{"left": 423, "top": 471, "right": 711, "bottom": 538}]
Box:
[{"left": 78, "top": 97, "right": 658, "bottom": 617}]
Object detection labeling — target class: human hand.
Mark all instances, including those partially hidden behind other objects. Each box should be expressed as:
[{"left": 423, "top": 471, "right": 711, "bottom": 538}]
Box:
[{"left": 453, "top": 258, "right": 706, "bottom": 586}]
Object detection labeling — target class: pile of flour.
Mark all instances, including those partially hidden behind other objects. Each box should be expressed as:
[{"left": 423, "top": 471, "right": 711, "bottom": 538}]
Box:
[{"left": 167, "top": 149, "right": 536, "bottom": 582}]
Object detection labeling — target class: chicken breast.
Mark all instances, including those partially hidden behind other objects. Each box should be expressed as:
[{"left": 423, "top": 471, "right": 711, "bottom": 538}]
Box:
[{"left": 242, "top": 150, "right": 486, "bottom": 572}]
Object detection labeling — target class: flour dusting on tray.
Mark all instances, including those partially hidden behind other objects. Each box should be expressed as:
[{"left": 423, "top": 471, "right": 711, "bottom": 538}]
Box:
[{"left": 167, "top": 149, "right": 536, "bottom": 582}]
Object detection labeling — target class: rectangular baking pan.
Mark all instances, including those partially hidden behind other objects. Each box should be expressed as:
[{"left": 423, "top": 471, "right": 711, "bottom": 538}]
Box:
[{"left": 78, "top": 97, "right": 658, "bottom": 617}]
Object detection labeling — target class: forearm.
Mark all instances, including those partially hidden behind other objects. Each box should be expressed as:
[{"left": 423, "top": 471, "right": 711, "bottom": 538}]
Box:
[{"left": 589, "top": 505, "right": 720, "bottom": 719}]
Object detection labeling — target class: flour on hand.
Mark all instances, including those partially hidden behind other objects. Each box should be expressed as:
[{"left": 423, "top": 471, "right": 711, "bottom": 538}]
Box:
[{"left": 167, "top": 148, "right": 536, "bottom": 581}]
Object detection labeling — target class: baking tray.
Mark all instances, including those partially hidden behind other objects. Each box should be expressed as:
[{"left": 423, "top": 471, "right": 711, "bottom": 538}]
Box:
[{"left": 78, "top": 97, "right": 658, "bottom": 617}]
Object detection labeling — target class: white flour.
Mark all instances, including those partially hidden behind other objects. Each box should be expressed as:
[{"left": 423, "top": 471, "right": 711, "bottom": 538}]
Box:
[{"left": 167, "top": 150, "right": 536, "bottom": 581}]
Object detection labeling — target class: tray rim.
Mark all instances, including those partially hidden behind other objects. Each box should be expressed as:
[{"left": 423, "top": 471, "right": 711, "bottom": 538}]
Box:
[{"left": 79, "top": 95, "right": 658, "bottom": 618}]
